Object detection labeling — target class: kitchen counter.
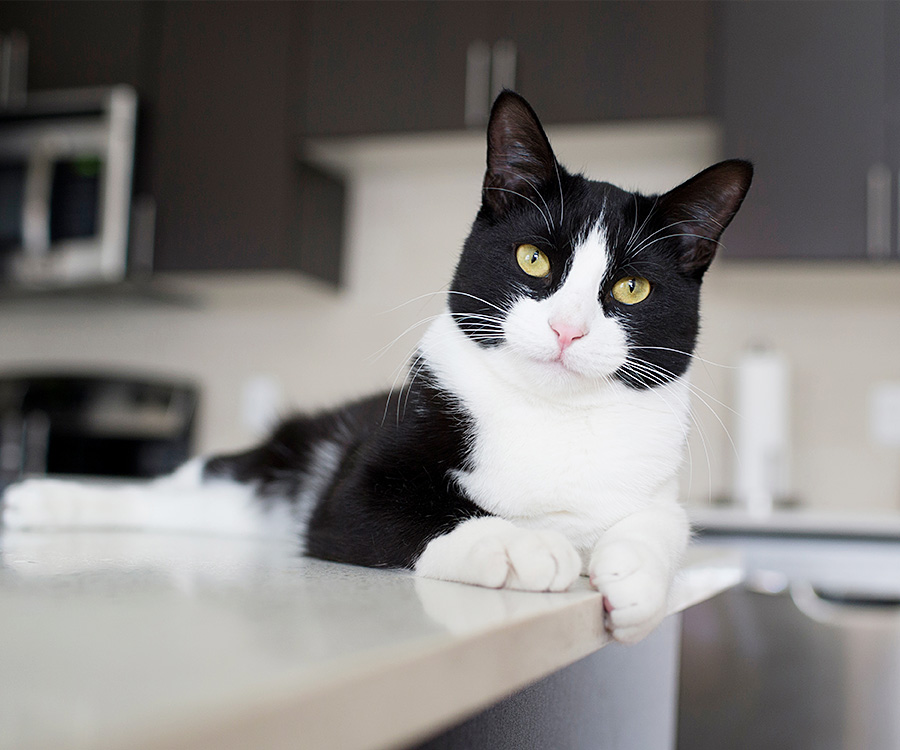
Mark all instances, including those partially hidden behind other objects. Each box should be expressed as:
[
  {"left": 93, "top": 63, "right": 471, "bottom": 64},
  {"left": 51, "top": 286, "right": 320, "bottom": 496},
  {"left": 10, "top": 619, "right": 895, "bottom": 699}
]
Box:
[
  {"left": 690, "top": 506, "right": 900, "bottom": 540},
  {"left": 0, "top": 531, "right": 740, "bottom": 750}
]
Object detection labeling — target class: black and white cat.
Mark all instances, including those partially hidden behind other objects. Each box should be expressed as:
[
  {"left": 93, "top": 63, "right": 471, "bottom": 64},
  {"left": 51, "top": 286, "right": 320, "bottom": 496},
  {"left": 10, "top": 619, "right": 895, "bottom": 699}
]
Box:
[{"left": 2, "top": 92, "right": 751, "bottom": 644}]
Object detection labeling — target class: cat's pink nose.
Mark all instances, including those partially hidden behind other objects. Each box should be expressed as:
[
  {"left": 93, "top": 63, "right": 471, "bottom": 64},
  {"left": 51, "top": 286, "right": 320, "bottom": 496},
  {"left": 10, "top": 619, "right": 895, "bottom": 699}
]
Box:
[{"left": 550, "top": 322, "right": 586, "bottom": 352}]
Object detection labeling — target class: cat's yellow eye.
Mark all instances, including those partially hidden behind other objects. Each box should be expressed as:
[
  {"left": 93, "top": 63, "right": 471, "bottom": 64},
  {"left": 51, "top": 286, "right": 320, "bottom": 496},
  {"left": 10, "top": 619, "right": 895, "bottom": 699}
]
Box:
[
  {"left": 516, "top": 244, "right": 551, "bottom": 278},
  {"left": 611, "top": 276, "right": 652, "bottom": 305}
]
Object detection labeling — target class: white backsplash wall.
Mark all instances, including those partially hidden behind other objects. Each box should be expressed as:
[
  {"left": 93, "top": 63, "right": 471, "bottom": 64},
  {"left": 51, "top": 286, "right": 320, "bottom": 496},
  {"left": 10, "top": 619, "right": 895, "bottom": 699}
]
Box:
[
  {"left": 1, "top": 121, "right": 898, "bottom": 513},
  {"left": 689, "top": 263, "right": 900, "bottom": 513}
]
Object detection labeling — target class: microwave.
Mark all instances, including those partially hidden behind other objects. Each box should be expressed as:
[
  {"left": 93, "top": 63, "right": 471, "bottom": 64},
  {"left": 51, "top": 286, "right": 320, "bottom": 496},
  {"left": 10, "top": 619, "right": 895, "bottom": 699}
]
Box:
[{"left": 0, "top": 86, "right": 137, "bottom": 287}]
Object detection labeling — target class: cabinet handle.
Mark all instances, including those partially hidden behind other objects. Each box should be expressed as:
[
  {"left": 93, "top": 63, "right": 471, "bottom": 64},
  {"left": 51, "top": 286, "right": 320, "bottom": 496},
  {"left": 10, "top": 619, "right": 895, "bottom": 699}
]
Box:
[
  {"left": 491, "top": 39, "right": 517, "bottom": 99},
  {"left": 465, "top": 40, "right": 491, "bottom": 127},
  {"left": 0, "top": 31, "right": 28, "bottom": 107},
  {"left": 866, "top": 163, "right": 891, "bottom": 259},
  {"left": 22, "top": 153, "right": 52, "bottom": 256},
  {"left": 790, "top": 581, "right": 900, "bottom": 628}
]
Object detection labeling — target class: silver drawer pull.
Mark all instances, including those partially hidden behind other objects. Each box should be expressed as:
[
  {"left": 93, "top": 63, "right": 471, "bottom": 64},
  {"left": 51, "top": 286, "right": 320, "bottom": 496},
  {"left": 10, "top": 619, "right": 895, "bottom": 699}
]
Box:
[
  {"left": 491, "top": 39, "right": 517, "bottom": 98},
  {"left": 866, "top": 162, "right": 891, "bottom": 259},
  {"left": 790, "top": 581, "right": 900, "bottom": 628},
  {"left": 465, "top": 41, "right": 491, "bottom": 128}
]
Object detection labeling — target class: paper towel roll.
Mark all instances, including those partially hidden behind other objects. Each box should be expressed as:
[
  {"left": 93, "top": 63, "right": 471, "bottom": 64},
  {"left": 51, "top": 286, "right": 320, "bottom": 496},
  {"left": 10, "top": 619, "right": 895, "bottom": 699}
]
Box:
[{"left": 733, "top": 348, "right": 791, "bottom": 517}]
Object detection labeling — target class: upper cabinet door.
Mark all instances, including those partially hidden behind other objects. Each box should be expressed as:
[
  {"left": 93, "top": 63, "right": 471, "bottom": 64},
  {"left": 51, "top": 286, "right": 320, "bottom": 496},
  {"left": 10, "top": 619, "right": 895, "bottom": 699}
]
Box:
[
  {"left": 498, "top": 1, "right": 712, "bottom": 125},
  {"left": 297, "top": 1, "right": 713, "bottom": 137},
  {"left": 298, "top": 1, "right": 495, "bottom": 136},
  {"left": 717, "top": 1, "right": 887, "bottom": 260}
]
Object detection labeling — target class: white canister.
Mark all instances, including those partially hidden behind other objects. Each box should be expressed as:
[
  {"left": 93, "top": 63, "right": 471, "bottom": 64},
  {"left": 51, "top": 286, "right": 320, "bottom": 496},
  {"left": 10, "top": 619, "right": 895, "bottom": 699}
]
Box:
[{"left": 732, "top": 347, "right": 791, "bottom": 516}]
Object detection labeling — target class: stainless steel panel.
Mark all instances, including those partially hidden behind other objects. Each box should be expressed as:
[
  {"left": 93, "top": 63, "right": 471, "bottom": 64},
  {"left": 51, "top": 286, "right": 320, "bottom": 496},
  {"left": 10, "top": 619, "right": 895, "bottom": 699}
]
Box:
[{"left": 679, "top": 550, "right": 900, "bottom": 750}]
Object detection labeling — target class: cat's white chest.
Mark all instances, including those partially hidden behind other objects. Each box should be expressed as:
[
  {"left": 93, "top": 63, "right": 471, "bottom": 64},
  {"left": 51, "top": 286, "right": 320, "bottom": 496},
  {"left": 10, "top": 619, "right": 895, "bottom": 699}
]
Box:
[
  {"left": 422, "top": 316, "right": 690, "bottom": 551},
  {"left": 455, "top": 388, "right": 685, "bottom": 549}
]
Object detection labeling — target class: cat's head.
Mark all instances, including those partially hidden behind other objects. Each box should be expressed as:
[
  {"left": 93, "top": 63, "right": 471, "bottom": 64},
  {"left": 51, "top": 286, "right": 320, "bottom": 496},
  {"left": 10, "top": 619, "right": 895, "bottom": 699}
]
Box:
[{"left": 449, "top": 91, "right": 752, "bottom": 395}]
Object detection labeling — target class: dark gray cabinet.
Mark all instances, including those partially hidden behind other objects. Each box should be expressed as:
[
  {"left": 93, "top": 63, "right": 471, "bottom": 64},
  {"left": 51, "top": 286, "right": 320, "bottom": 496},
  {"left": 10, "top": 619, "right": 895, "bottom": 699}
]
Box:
[
  {"left": 497, "top": 1, "right": 711, "bottom": 125},
  {"left": 0, "top": 1, "right": 149, "bottom": 92},
  {"left": 147, "top": 2, "right": 342, "bottom": 282},
  {"left": 1, "top": 0, "right": 345, "bottom": 284},
  {"left": 715, "top": 1, "right": 892, "bottom": 261},
  {"left": 297, "top": 1, "right": 713, "bottom": 137},
  {"left": 298, "top": 2, "right": 495, "bottom": 136}
]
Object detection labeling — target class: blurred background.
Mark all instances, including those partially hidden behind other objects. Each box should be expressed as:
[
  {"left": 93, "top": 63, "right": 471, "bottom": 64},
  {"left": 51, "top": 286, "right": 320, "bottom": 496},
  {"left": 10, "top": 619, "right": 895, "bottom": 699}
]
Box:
[
  {"left": 0, "top": 0, "right": 898, "bottom": 513},
  {"left": 3, "top": 4, "right": 900, "bottom": 748}
]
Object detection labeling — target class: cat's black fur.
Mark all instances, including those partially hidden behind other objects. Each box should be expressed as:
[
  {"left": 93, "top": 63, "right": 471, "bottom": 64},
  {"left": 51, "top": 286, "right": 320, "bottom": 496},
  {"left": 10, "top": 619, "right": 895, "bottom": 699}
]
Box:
[
  {"left": 206, "top": 383, "right": 485, "bottom": 568},
  {"left": 206, "top": 91, "right": 752, "bottom": 571}
]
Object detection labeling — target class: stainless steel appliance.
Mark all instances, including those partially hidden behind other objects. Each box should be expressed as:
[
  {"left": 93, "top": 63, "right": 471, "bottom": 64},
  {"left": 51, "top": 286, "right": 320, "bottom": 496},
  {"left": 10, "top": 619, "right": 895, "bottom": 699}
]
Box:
[
  {"left": 678, "top": 531, "right": 900, "bottom": 750},
  {"left": 0, "top": 86, "right": 137, "bottom": 287},
  {"left": 0, "top": 373, "right": 197, "bottom": 485}
]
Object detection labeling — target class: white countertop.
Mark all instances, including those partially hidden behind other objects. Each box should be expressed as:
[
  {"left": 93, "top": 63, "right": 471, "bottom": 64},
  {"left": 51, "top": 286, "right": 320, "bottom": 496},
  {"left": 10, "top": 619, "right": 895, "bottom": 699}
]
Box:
[{"left": 0, "top": 531, "right": 740, "bottom": 750}]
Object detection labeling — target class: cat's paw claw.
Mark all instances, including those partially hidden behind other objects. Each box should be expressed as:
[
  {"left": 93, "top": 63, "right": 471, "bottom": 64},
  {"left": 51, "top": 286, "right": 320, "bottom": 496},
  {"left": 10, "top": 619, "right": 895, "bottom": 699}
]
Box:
[{"left": 589, "top": 540, "right": 669, "bottom": 644}]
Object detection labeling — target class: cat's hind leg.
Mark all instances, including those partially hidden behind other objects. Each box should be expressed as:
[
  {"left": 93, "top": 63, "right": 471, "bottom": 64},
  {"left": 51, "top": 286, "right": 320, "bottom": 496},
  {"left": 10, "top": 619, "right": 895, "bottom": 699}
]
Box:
[{"left": 1, "top": 458, "right": 292, "bottom": 539}]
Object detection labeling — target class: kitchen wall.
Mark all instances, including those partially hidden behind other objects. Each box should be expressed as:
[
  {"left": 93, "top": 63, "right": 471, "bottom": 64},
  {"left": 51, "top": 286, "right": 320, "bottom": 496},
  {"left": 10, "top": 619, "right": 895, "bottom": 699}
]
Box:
[{"left": 1, "top": 120, "right": 898, "bottom": 513}]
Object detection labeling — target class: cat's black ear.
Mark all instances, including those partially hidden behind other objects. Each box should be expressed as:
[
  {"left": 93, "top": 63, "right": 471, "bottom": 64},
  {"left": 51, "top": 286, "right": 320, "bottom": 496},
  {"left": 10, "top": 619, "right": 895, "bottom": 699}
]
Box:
[
  {"left": 483, "top": 91, "right": 558, "bottom": 215},
  {"left": 659, "top": 159, "right": 753, "bottom": 276}
]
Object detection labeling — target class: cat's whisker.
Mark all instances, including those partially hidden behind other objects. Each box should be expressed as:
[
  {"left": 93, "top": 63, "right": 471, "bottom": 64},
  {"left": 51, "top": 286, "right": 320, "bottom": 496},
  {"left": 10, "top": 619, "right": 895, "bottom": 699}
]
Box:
[
  {"left": 367, "top": 313, "right": 448, "bottom": 363},
  {"left": 380, "top": 312, "right": 505, "bottom": 413},
  {"left": 626, "top": 358, "right": 739, "bottom": 480},
  {"left": 618, "top": 361, "right": 713, "bottom": 500},
  {"left": 629, "top": 231, "right": 724, "bottom": 259},
  {"left": 517, "top": 233, "right": 555, "bottom": 248},
  {"left": 635, "top": 374, "right": 701, "bottom": 500},
  {"left": 628, "top": 346, "right": 736, "bottom": 371},
  {"left": 442, "top": 290, "right": 510, "bottom": 316},
  {"left": 378, "top": 288, "right": 509, "bottom": 317},
  {"left": 383, "top": 349, "right": 419, "bottom": 426},
  {"left": 483, "top": 186, "right": 554, "bottom": 236},
  {"left": 624, "top": 193, "right": 640, "bottom": 252},
  {"left": 401, "top": 356, "right": 429, "bottom": 422},
  {"left": 492, "top": 167, "right": 556, "bottom": 232},
  {"left": 553, "top": 159, "right": 565, "bottom": 228},
  {"left": 630, "top": 356, "right": 738, "bottom": 418},
  {"left": 628, "top": 345, "right": 735, "bottom": 408},
  {"left": 378, "top": 316, "right": 486, "bottom": 399},
  {"left": 392, "top": 350, "right": 429, "bottom": 425},
  {"left": 624, "top": 195, "right": 659, "bottom": 255},
  {"left": 377, "top": 286, "right": 452, "bottom": 315},
  {"left": 625, "top": 218, "right": 693, "bottom": 255}
]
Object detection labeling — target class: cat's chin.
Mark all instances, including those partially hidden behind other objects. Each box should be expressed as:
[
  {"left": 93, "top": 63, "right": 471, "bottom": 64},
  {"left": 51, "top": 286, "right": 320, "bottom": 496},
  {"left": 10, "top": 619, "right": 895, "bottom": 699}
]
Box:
[{"left": 495, "top": 348, "right": 622, "bottom": 399}]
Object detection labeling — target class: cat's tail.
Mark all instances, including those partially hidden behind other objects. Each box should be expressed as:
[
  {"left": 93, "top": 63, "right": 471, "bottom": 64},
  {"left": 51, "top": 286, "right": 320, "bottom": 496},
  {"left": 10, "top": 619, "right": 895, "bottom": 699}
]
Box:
[{"left": 1, "top": 458, "right": 297, "bottom": 540}]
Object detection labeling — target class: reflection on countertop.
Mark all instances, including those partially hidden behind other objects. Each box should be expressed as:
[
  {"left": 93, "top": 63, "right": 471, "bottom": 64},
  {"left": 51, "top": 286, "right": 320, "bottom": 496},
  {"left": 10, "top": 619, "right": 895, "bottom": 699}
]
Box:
[{"left": 0, "top": 530, "right": 740, "bottom": 750}]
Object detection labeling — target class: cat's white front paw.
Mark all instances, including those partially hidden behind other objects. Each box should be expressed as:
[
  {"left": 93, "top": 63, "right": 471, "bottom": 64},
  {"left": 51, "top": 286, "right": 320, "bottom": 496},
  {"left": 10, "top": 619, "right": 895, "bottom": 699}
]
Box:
[
  {"left": 589, "top": 540, "right": 669, "bottom": 644},
  {"left": 415, "top": 516, "right": 581, "bottom": 592}
]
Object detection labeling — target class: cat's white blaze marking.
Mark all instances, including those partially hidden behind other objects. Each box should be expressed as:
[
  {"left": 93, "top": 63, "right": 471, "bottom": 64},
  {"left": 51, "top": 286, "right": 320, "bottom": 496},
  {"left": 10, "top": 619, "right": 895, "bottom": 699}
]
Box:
[
  {"left": 546, "top": 220, "right": 611, "bottom": 332},
  {"left": 420, "top": 312, "right": 691, "bottom": 553},
  {"left": 502, "top": 218, "right": 629, "bottom": 389}
]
